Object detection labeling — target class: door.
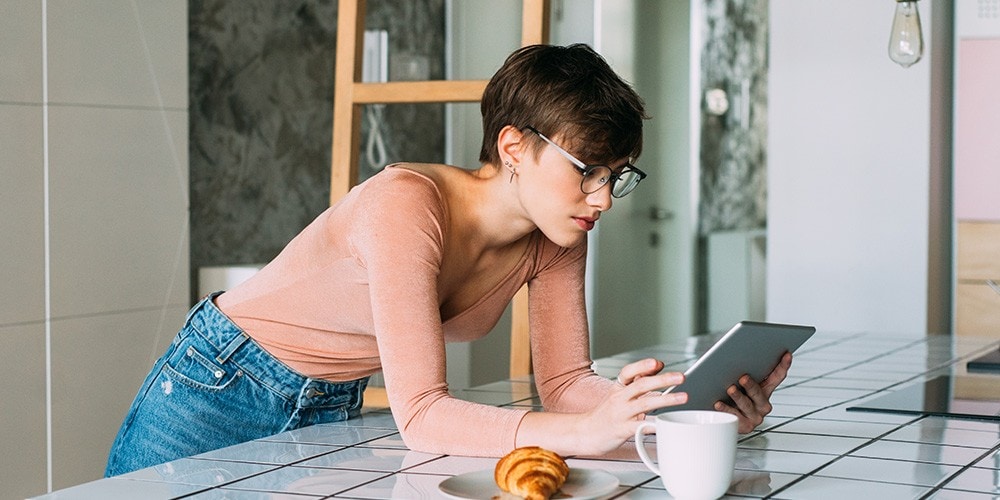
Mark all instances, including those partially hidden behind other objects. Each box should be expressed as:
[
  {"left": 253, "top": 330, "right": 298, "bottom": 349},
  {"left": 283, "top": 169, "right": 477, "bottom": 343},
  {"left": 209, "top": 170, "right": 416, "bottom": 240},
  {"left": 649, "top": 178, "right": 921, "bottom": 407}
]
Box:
[{"left": 589, "top": 0, "right": 697, "bottom": 357}]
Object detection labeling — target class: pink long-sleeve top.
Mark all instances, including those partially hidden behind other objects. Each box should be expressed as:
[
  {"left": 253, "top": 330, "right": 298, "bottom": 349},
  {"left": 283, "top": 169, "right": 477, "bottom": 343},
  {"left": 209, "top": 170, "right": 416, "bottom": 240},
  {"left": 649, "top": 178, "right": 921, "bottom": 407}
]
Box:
[{"left": 216, "top": 165, "right": 616, "bottom": 456}]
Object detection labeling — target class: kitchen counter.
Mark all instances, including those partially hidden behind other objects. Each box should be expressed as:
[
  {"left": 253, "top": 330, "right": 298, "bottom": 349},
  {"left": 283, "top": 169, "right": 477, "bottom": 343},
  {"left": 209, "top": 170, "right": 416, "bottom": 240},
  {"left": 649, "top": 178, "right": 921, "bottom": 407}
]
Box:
[{"left": 34, "top": 330, "right": 1000, "bottom": 499}]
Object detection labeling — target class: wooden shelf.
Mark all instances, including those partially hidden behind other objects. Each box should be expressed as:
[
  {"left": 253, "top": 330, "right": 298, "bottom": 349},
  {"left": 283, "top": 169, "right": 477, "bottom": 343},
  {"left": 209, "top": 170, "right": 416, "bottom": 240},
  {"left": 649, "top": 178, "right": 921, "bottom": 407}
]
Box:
[{"left": 351, "top": 80, "right": 488, "bottom": 104}]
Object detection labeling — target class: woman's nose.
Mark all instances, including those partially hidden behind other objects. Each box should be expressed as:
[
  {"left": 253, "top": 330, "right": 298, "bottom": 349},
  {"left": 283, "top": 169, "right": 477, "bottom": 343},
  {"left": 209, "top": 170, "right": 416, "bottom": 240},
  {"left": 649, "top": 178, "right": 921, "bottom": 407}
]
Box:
[{"left": 587, "top": 186, "right": 613, "bottom": 212}]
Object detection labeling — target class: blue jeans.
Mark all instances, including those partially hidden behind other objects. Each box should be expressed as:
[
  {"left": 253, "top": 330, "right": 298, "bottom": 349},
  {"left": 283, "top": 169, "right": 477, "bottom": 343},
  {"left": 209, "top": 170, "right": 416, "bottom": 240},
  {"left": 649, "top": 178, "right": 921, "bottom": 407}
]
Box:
[{"left": 105, "top": 292, "right": 369, "bottom": 477}]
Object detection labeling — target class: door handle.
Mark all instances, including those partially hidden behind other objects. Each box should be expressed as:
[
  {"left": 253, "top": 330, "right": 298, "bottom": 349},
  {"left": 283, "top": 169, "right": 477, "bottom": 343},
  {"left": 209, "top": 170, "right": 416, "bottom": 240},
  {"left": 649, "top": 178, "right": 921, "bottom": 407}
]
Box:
[{"left": 649, "top": 206, "right": 674, "bottom": 221}]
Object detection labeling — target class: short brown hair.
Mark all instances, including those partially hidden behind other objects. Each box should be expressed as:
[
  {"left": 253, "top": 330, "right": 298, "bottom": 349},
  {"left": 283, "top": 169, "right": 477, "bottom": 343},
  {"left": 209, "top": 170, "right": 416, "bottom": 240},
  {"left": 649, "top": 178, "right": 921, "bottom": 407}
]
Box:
[{"left": 479, "top": 44, "right": 648, "bottom": 168}]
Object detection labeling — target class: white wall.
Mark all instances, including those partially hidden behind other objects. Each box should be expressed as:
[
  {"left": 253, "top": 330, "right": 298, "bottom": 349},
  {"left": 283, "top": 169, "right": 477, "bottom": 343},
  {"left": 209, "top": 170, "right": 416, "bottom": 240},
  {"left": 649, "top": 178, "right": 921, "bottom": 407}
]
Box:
[
  {"left": 0, "top": 1, "right": 189, "bottom": 496},
  {"left": 768, "top": 0, "right": 951, "bottom": 335}
]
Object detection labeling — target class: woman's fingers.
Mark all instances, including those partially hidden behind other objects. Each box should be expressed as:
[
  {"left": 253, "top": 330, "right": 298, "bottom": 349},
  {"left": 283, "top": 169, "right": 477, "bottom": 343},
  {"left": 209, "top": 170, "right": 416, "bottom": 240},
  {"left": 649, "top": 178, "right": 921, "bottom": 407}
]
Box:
[
  {"left": 708, "top": 354, "right": 792, "bottom": 434},
  {"left": 738, "top": 377, "right": 771, "bottom": 416},
  {"left": 761, "top": 352, "right": 793, "bottom": 394},
  {"left": 616, "top": 358, "right": 665, "bottom": 386},
  {"left": 739, "top": 375, "right": 767, "bottom": 406},
  {"left": 713, "top": 375, "right": 771, "bottom": 432},
  {"left": 637, "top": 391, "right": 688, "bottom": 415},
  {"left": 617, "top": 372, "right": 687, "bottom": 418},
  {"left": 627, "top": 370, "right": 683, "bottom": 394}
]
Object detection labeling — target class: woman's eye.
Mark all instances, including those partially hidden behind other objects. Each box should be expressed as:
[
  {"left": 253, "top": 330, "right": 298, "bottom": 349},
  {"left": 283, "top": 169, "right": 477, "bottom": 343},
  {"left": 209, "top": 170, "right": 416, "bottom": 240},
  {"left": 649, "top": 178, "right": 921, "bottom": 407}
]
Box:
[{"left": 585, "top": 167, "right": 611, "bottom": 184}]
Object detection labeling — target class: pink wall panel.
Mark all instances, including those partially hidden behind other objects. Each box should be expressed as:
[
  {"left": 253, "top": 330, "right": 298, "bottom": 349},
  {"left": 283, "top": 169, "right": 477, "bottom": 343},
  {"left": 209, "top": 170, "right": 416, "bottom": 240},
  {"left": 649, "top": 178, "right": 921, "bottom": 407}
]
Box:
[{"left": 955, "top": 38, "right": 1000, "bottom": 221}]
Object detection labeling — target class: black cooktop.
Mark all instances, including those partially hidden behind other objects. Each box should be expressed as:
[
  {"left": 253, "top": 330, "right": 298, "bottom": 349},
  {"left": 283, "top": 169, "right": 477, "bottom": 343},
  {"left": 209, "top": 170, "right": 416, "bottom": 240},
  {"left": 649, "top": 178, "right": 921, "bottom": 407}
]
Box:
[
  {"left": 847, "top": 374, "right": 1000, "bottom": 421},
  {"left": 968, "top": 348, "right": 1000, "bottom": 373}
]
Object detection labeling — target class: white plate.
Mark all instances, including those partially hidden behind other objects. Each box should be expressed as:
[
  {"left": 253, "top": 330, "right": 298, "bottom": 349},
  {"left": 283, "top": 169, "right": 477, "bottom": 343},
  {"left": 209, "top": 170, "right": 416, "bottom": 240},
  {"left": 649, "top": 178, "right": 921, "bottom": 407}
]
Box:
[{"left": 438, "top": 468, "right": 619, "bottom": 499}]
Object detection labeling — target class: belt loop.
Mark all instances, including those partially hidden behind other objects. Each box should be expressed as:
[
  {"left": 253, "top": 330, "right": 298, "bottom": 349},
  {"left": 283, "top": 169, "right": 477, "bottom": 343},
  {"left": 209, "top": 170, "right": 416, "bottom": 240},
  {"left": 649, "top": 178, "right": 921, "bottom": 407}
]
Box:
[
  {"left": 280, "top": 378, "right": 315, "bottom": 433},
  {"left": 216, "top": 332, "right": 249, "bottom": 364}
]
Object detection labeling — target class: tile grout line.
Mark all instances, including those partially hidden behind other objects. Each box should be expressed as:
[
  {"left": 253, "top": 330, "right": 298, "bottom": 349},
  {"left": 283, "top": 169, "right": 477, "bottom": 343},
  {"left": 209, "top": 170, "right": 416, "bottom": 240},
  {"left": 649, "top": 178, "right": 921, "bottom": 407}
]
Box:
[
  {"left": 744, "top": 352, "right": 933, "bottom": 442},
  {"left": 917, "top": 441, "right": 1000, "bottom": 499},
  {"left": 737, "top": 339, "right": 996, "bottom": 499},
  {"left": 169, "top": 431, "right": 405, "bottom": 498},
  {"left": 105, "top": 335, "right": 995, "bottom": 499},
  {"left": 777, "top": 340, "right": 971, "bottom": 418},
  {"left": 0, "top": 100, "right": 188, "bottom": 112},
  {"left": 41, "top": 0, "right": 53, "bottom": 492},
  {"left": 761, "top": 415, "right": 931, "bottom": 499},
  {"left": 326, "top": 452, "right": 453, "bottom": 499},
  {"left": 0, "top": 303, "right": 194, "bottom": 330},
  {"left": 745, "top": 341, "right": 970, "bottom": 497},
  {"left": 608, "top": 334, "right": 950, "bottom": 498}
]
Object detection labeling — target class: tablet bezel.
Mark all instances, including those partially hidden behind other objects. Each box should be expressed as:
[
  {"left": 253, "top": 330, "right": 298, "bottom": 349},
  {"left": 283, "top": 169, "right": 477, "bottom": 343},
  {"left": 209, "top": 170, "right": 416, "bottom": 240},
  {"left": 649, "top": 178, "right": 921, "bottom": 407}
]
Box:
[{"left": 651, "top": 320, "right": 816, "bottom": 414}]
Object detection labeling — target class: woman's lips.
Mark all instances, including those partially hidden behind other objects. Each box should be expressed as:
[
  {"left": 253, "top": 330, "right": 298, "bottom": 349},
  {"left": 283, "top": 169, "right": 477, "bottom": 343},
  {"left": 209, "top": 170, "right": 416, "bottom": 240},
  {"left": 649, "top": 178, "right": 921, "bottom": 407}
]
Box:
[{"left": 574, "top": 217, "right": 596, "bottom": 231}]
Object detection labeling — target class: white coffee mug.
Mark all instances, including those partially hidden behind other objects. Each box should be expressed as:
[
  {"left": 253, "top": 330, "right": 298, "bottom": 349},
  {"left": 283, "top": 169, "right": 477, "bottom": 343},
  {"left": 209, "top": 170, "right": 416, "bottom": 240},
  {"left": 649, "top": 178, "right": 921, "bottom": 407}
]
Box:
[{"left": 634, "top": 410, "right": 738, "bottom": 500}]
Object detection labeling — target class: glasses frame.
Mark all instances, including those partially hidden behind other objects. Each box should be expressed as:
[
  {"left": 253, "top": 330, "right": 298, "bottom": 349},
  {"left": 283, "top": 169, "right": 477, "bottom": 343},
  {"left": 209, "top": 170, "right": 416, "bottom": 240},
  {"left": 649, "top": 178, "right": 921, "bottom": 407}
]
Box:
[{"left": 524, "top": 126, "right": 647, "bottom": 198}]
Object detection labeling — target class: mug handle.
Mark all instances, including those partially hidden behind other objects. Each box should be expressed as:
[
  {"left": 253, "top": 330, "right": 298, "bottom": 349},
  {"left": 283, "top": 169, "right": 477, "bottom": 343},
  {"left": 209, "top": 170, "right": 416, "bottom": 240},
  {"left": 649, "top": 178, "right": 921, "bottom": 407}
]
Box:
[{"left": 634, "top": 421, "right": 659, "bottom": 474}]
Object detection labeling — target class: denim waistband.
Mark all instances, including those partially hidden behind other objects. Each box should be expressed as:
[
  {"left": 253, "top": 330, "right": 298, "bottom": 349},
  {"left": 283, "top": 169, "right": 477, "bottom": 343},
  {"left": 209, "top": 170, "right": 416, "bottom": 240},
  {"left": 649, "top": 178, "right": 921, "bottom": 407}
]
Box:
[{"left": 182, "top": 292, "right": 366, "bottom": 406}]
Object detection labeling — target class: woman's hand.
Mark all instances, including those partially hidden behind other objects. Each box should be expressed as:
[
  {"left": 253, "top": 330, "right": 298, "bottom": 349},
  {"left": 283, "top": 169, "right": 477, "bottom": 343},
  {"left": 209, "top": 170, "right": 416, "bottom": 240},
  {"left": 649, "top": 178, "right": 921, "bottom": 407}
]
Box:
[
  {"left": 568, "top": 359, "right": 688, "bottom": 455},
  {"left": 516, "top": 358, "right": 711, "bottom": 456},
  {"left": 714, "top": 351, "right": 793, "bottom": 433}
]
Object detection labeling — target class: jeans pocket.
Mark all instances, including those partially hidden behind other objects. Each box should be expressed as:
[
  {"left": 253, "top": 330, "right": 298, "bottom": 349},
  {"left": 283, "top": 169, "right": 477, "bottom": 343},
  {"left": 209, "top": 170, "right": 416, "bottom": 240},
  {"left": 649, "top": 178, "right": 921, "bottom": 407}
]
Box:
[{"left": 165, "top": 344, "right": 242, "bottom": 391}]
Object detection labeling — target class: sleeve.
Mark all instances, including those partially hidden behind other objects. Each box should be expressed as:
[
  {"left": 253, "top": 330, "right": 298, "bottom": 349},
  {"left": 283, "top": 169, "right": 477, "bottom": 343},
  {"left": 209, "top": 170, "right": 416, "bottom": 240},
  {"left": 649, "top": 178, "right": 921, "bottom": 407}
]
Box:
[
  {"left": 348, "top": 170, "right": 528, "bottom": 457},
  {"left": 525, "top": 239, "right": 618, "bottom": 413}
]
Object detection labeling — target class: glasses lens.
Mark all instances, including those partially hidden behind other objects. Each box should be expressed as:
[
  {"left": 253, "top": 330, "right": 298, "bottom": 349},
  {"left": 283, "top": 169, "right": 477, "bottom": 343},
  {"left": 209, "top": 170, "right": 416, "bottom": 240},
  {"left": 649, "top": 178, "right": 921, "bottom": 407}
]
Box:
[
  {"left": 581, "top": 166, "right": 612, "bottom": 194},
  {"left": 611, "top": 169, "right": 642, "bottom": 198}
]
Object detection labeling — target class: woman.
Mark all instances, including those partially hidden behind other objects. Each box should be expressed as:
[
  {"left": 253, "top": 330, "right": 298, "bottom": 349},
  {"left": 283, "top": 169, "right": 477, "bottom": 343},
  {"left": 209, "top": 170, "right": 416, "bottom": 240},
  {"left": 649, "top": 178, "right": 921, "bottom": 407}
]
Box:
[{"left": 106, "top": 43, "right": 790, "bottom": 476}]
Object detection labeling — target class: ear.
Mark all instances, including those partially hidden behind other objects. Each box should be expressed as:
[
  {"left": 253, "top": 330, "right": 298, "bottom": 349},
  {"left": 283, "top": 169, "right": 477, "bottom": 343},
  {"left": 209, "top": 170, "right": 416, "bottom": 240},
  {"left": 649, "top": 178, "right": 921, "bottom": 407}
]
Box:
[{"left": 496, "top": 125, "right": 526, "bottom": 166}]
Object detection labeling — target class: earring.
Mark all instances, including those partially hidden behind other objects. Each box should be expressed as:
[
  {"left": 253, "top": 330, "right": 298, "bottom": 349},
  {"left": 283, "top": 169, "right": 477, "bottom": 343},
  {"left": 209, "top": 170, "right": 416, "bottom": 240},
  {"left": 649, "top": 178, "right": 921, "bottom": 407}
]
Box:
[{"left": 504, "top": 160, "right": 517, "bottom": 183}]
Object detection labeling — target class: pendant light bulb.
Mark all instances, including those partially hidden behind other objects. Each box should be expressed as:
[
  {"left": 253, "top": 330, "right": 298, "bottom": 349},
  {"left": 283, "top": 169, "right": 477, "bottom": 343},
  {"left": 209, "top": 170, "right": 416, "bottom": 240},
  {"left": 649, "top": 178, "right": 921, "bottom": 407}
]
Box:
[{"left": 888, "top": 0, "right": 924, "bottom": 68}]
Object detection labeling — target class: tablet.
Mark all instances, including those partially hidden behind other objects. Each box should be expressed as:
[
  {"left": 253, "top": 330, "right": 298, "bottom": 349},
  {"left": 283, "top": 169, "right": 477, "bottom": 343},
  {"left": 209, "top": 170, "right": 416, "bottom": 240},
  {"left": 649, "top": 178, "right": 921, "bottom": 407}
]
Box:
[{"left": 652, "top": 321, "right": 815, "bottom": 414}]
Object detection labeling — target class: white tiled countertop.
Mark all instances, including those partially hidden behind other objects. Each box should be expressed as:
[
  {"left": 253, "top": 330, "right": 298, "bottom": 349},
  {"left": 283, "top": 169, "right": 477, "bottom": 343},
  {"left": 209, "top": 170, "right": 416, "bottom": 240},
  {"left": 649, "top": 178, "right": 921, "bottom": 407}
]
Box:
[{"left": 34, "top": 331, "right": 1000, "bottom": 499}]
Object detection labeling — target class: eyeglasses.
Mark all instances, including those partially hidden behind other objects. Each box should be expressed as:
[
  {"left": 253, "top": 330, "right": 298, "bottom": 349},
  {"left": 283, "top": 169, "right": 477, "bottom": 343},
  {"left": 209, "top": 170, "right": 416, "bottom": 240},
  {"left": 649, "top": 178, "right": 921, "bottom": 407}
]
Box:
[{"left": 525, "top": 126, "right": 647, "bottom": 198}]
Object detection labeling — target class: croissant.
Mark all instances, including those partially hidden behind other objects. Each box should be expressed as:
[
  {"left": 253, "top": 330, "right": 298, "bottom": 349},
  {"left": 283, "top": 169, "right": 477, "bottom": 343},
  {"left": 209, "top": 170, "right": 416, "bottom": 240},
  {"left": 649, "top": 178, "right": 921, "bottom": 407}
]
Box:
[{"left": 494, "top": 446, "right": 570, "bottom": 500}]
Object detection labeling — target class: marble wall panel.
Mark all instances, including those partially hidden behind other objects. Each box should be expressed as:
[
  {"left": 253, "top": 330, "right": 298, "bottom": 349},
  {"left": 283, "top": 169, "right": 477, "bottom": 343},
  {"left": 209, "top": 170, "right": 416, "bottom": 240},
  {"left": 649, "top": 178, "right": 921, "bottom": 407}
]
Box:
[{"left": 698, "top": 0, "right": 769, "bottom": 235}]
